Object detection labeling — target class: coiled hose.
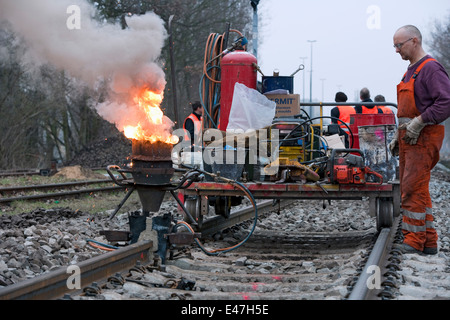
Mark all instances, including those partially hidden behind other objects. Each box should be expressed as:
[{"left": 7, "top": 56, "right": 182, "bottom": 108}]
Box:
[
  {"left": 177, "top": 166, "right": 258, "bottom": 256},
  {"left": 200, "top": 30, "right": 243, "bottom": 130}
]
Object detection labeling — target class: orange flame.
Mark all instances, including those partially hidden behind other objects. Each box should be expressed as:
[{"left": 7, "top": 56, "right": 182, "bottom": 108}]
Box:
[
  {"left": 135, "top": 90, "right": 164, "bottom": 125},
  {"left": 124, "top": 88, "right": 179, "bottom": 144}
]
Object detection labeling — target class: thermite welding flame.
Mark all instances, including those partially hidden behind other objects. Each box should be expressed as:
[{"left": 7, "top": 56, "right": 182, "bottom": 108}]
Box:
[
  {"left": 135, "top": 89, "right": 164, "bottom": 125},
  {"left": 123, "top": 88, "right": 179, "bottom": 144}
]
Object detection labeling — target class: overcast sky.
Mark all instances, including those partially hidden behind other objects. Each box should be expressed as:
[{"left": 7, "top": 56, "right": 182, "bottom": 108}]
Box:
[{"left": 257, "top": 0, "right": 450, "bottom": 105}]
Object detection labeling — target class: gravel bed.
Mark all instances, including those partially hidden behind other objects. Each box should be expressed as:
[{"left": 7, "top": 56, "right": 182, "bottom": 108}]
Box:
[
  {"left": 0, "top": 209, "right": 128, "bottom": 286},
  {"left": 394, "top": 164, "right": 450, "bottom": 300}
]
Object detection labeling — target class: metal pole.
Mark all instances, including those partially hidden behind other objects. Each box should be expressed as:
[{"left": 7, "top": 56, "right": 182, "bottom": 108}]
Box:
[
  {"left": 307, "top": 40, "right": 317, "bottom": 103},
  {"left": 307, "top": 40, "right": 317, "bottom": 118},
  {"left": 320, "top": 78, "right": 326, "bottom": 101},
  {"left": 252, "top": 2, "right": 259, "bottom": 59},
  {"left": 300, "top": 57, "right": 308, "bottom": 103},
  {"left": 168, "top": 15, "right": 180, "bottom": 128}
]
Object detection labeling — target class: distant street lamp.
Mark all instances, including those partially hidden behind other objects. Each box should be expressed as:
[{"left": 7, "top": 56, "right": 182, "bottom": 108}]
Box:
[
  {"left": 320, "top": 78, "right": 326, "bottom": 101},
  {"left": 251, "top": 0, "right": 260, "bottom": 59},
  {"left": 300, "top": 57, "right": 308, "bottom": 103},
  {"left": 168, "top": 15, "right": 179, "bottom": 128},
  {"left": 307, "top": 40, "right": 317, "bottom": 103}
]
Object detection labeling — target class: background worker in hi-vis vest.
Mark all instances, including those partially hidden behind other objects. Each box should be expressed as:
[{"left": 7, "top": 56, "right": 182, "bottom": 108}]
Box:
[{"left": 183, "top": 101, "right": 203, "bottom": 152}]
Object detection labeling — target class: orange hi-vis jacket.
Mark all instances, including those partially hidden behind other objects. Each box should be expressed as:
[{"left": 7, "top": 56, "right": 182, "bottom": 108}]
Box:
[
  {"left": 336, "top": 106, "right": 356, "bottom": 131},
  {"left": 397, "top": 58, "right": 445, "bottom": 251},
  {"left": 377, "top": 106, "right": 394, "bottom": 114},
  {"left": 183, "top": 113, "right": 202, "bottom": 147},
  {"left": 360, "top": 105, "right": 379, "bottom": 114}
]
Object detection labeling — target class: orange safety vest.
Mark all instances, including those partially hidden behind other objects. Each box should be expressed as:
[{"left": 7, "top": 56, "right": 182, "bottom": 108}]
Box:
[
  {"left": 397, "top": 58, "right": 444, "bottom": 251},
  {"left": 377, "top": 106, "right": 394, "bottom": 114},
  {"left": 336, "top": 106, "right": 356, "bottom": 131},
  {"left": 360, "top": 105, "right": 379, "bottom": 114},
  {"left": 183, "top": 113, "right": 202, "bottom": 146}
]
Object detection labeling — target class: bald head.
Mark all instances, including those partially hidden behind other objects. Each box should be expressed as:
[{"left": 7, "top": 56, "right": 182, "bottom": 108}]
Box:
[
  {"left": 393, "top": 25, "right": 427, "bottom": 64},
  {"left": 395, "top": 25, "right": 423, "bottom": 45}
]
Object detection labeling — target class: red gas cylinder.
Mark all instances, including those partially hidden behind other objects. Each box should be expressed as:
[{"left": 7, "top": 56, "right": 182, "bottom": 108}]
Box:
[{"left": 219, "top": 50, "right": 257, "bottom": 131}]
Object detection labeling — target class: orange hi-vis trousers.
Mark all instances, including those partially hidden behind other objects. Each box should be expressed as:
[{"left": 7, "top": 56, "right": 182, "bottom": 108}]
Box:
[
  {"left": 398, "top": 125, "right": 444, "bottom": 251},
  {"left": 397, "top": 57, "right": 444, "bottom": 251}
]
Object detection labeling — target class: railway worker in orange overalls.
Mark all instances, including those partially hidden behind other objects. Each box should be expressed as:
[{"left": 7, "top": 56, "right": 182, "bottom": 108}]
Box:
[{"left": 389, "top": 25, "right": 450, "bottom": 255}]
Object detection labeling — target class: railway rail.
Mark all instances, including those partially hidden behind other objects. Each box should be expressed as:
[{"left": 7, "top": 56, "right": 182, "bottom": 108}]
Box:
[
  {"left": 0, "top": 179, "right": 125, "bottom": 204},
  {"left": 0, "top": 241, "right": 153, "bottom": 300},
  {"left": 0, "top": 168, "right": 105, "bottom": 178},
  {"left": 0, "top": 199, "right": 400, "bottom": 301},
  {"left": 0, "top": 169, "right": 41, "bottom": 177}
]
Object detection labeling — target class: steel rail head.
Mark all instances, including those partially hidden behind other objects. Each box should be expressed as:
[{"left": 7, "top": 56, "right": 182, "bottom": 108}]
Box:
[
  {"left": 347, "top": 216, "right": 401, "bottom": 301},
  {"left": 0, "top": 241, "right": 153, "bottom": 300}
]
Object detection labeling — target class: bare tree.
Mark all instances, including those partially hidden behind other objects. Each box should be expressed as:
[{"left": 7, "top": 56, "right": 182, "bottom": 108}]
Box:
[
  {"left": 0, "top": 29, "right": 45, "bottom": 169},
  {"left": 0, "top": 29, "right": 108, "bottom": 169},
  {"left": 428, "top": 14, "right": 450, "bottom": 159},
  {"left": 35, "top": 66, "right": 109, "bottom": 166},
  {"left": 428, "top": 14, "right": 450, "bottom": 72},
  {"left": 155, "top": 0, "right": 253, "bottom": 125}
]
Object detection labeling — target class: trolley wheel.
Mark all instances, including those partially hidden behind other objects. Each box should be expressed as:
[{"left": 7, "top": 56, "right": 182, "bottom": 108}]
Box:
[
  {"left": 184, "top": 197, "right": 203, "bottom": 229},
  {"left": 376, "top": 198, "right": 394, "bottom": 231}
]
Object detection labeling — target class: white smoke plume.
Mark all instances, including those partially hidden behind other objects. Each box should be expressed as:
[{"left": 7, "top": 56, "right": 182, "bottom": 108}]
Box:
[{"left": 0, "top": 0, "right": 170, "bottom": 133}]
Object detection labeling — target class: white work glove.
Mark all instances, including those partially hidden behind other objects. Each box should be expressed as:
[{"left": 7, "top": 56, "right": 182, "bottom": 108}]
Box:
[
  {"left": 388, "top": 130, "right": 400, "bottom": 157},
  {"left": 389, "top": 123, "right": 408, "bottom": 157},
  {"left": 403, "top": 116, "right": 427, "bottom": 145}
]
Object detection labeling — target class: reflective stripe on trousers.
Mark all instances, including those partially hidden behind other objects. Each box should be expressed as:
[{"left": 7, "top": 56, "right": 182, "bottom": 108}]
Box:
[
  {"left": 402, "top": 208, "right": 436, "bottom": 232},
  {"left": 402, "top": 208, "right": 437, "bottom": 251}
]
